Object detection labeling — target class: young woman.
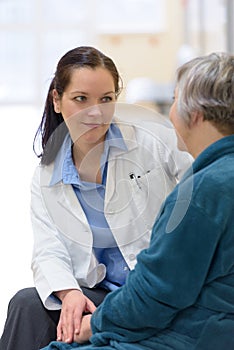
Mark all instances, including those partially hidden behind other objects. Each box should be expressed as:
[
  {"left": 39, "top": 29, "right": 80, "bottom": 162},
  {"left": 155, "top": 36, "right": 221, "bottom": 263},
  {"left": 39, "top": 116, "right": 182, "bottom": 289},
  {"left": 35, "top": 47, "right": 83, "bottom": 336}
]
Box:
[
  {"left": 0, "top": 46, "right": 191, "bottom": 350},
  {"left": 41, "top": 52, "right": 234, "bottom": 350}
]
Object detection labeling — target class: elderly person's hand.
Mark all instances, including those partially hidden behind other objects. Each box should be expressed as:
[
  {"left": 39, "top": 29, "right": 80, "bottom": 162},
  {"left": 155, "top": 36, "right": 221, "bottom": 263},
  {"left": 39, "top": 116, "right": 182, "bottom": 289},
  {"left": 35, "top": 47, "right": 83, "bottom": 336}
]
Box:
[{"left": 73, "top": 314, "right": 92, "bottom": 344}]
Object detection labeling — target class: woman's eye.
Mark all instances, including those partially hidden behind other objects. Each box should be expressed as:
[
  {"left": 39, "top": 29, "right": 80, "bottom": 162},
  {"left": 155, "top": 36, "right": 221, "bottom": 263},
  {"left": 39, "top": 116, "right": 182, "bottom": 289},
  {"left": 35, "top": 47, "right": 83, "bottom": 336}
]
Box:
[
  {"left": 75, "top": 96, "right": 86, "bottom": 102},
  {"left": 101, "top": 96, "right": 113, "bottom": 103}
]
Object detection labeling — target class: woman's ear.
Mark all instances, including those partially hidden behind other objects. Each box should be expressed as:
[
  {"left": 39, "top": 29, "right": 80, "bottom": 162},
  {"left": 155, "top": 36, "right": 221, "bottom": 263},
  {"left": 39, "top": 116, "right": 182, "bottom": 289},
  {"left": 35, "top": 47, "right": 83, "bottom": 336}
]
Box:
[
  {"left": 190, "top": 111, "right": 204, "bottom": 126},
  {"left": 52, "top": 89, "right": 61, "bottom": 113}
]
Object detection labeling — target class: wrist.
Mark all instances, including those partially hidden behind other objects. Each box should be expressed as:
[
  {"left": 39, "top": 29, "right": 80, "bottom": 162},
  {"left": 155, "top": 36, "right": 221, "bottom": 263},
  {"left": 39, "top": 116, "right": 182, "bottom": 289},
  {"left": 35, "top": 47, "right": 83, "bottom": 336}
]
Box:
[{"left": 54, "top": 288, "right": 81, "bottom": 301}]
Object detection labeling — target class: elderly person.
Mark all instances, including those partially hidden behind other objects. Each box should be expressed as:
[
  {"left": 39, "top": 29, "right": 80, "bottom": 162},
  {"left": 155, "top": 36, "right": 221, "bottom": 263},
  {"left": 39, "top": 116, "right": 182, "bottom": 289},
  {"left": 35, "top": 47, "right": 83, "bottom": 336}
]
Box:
[{"left": 42, "top": 52, "right": 234, "bottom": 350}]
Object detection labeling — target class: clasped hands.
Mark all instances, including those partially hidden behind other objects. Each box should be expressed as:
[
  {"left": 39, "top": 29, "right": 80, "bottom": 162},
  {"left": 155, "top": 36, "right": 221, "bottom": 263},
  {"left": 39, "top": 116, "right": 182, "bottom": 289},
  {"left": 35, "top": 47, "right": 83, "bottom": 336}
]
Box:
[{"left": 55, "top": 289, "right": 96, "bottom": 344}]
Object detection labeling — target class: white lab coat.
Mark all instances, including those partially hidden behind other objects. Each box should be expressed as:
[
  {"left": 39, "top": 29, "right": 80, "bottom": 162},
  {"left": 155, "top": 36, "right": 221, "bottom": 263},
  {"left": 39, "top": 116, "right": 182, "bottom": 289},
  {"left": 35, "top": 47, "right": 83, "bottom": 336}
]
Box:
[{"left": 31, "top": 120, "right": 192, "bottom": 309}]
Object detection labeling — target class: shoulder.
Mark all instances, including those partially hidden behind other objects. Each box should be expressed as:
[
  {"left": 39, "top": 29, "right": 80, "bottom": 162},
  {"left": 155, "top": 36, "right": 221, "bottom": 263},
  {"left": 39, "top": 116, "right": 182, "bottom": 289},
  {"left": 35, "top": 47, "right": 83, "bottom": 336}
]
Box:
[
  {"left": 116, "top": 117, "right": 176, "bottom": 148},
  {"left": 174, "top": 156, "right": 234, "bottom": 229},
  {"left": 32, "top": 162, "right": 55, "bottom": 188},
  {"left": 195, "top": 155, "right": 234, "bottom": 201}
]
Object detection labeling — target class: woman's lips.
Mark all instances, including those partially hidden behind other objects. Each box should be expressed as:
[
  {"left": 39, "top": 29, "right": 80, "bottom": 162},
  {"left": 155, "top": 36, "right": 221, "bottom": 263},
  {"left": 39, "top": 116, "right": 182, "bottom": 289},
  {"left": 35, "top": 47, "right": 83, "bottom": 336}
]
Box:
[{"left": 82, "top": 122, "right": 103, "bottom": 129}]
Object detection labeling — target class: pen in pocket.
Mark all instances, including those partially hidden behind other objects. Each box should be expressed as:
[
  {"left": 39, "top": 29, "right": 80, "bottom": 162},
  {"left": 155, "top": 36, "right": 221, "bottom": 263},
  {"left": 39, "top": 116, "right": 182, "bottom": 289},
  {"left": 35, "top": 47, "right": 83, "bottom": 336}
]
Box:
[{"left": 129, "top": 172, "right": 142, "bottom": 190}]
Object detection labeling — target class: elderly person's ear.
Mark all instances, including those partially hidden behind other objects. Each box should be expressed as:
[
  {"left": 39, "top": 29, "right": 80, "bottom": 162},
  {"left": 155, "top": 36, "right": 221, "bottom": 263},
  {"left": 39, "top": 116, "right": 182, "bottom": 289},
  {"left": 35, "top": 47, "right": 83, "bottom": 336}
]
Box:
[{"left": 190, "top": 111, "right": 204, "bottom": 126}]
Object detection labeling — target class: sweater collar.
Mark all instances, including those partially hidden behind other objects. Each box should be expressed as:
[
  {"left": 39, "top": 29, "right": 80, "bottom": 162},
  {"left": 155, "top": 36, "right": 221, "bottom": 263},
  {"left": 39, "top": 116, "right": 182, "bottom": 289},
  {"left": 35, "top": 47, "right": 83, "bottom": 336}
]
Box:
[{"left": 183, "top": 135, "right": 234, "bottom": 181}]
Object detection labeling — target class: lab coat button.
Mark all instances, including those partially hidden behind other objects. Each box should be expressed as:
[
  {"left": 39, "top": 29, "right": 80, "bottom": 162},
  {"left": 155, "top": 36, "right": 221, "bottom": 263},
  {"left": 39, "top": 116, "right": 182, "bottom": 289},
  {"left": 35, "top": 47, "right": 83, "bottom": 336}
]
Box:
[{"left": 129, "top": 253, "right": 135, "bottom": 261}]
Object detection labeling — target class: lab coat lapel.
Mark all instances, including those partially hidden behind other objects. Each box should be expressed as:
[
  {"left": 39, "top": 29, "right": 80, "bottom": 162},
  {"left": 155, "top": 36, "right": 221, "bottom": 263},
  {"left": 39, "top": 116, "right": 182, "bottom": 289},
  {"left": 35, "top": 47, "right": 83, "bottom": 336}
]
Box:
[
  {"left": 105, "top": 123, "right": 138, "bottom": 205},
  {"left": 56, "top": 183, "right": 88, "bottom": 225}
]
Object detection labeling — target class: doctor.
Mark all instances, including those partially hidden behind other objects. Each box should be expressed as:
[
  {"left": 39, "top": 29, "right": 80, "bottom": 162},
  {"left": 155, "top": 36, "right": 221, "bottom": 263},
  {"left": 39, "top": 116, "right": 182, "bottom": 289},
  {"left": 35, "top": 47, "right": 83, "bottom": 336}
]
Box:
[{"left": 0, "top": 46, "right": 191, "bottom": 350}]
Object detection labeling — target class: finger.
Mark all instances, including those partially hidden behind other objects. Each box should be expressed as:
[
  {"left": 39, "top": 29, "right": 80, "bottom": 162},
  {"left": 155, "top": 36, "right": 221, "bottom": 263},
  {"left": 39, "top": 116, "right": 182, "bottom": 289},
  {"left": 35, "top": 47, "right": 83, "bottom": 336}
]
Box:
[
  {"left": 86, "top": 299, "right": 97, "bottom": 313},
  {"left": 62, "top": 312, "right": 75, "bottom": 343},
  {"left": 74, "top": 315, "right": 92, "bottom": 344},
  {"left": 73, "top": 305, "right": 84, "bottom": 335},
  {"left": 57, "top": 318, "right": 63, "bottom": 341}
]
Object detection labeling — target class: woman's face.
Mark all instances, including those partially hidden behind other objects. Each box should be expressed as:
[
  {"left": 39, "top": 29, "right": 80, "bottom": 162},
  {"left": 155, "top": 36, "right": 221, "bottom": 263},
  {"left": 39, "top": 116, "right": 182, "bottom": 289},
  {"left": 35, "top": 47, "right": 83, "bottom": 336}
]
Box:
[
  {"left": 169, "top": 88, "right": 190, "bottom": 152},
  {"left": 53, "top": 67, "right": 116, "bottom": 146}
]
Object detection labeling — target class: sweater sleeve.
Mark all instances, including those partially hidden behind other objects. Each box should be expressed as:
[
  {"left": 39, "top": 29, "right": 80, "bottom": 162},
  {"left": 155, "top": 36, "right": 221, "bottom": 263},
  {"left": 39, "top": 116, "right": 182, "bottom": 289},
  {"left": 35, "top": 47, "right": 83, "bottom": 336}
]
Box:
[{"left": 89, "top": 196, "right": 222, "bottom": 346}]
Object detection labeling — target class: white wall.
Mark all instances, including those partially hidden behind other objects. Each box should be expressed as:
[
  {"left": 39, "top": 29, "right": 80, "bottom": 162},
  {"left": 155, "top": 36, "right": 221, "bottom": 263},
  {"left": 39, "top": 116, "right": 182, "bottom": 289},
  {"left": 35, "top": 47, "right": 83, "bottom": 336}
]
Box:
[{"left": 0, "top": 106, "right": 40, "bottom": 334}]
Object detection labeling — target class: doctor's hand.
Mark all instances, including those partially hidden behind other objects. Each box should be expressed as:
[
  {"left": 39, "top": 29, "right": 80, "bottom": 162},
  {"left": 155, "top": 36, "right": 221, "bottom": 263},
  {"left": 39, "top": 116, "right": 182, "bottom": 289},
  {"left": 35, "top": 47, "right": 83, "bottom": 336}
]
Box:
[
  {"left": 55, "top": 289, "right": 96, "bottom": 343},
  {"left": 74, "top": 314, "right": 92, "bottom": 344}
]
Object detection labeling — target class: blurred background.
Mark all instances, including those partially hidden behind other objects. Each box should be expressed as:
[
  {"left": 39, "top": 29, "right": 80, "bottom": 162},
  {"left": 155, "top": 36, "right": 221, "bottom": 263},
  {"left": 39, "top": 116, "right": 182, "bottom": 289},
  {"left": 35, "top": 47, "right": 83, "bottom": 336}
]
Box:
[{"left": 0, "top": 0, "right": 233, "bottom": 333}]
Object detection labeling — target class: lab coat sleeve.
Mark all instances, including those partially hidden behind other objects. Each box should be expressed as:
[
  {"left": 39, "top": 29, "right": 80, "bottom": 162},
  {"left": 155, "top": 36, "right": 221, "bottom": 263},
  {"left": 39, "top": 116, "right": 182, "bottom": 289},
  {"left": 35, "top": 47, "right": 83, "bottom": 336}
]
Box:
[
  {"left": 31, "top": 167, "right": 81, "bottom": 310},
  {"left": 89, "top": 196, "right": 222, "bottom": 345}
]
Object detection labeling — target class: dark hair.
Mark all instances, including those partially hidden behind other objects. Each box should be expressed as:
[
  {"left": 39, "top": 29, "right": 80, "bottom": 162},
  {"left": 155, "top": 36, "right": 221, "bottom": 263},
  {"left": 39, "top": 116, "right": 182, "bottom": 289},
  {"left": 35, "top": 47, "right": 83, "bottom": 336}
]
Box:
[{"left": 33, "top": 46, "right": 123, "bottom": 165}]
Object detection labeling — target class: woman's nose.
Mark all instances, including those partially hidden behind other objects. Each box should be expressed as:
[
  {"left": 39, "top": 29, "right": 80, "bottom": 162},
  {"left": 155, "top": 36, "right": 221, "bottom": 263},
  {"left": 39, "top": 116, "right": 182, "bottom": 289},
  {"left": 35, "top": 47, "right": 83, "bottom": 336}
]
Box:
[{"left": 87, "top": 103, "right": 102, "bottom": 117}]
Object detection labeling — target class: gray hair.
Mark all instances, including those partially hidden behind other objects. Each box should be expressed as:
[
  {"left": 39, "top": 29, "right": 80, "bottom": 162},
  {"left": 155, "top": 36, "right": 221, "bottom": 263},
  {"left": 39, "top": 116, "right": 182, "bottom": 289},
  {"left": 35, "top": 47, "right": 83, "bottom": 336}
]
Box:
[{"left": 176, "top": 52, "right": 234, "bottom": 135}]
